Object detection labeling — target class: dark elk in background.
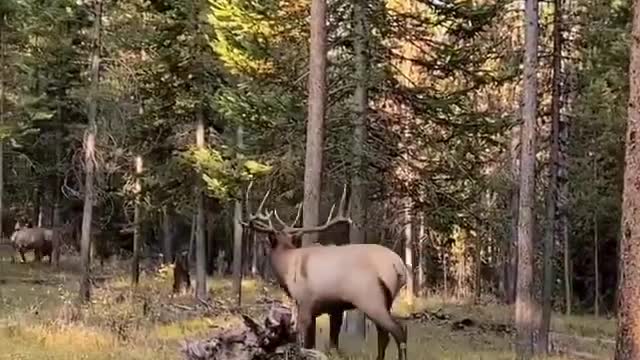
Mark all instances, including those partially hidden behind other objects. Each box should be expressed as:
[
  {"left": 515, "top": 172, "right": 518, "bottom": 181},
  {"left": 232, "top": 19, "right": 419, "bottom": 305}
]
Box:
[{"left": 240, "top": 185, "right": 410, "bottom": 360}]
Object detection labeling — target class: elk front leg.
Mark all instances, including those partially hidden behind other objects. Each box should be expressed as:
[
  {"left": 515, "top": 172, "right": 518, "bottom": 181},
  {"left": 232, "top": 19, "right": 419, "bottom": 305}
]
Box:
[
  {"left": 19, "top": 249, "right": 26, "bottom": 263},
  {"left": 295, "top": 303, "right": 314, "bottom": 349}
]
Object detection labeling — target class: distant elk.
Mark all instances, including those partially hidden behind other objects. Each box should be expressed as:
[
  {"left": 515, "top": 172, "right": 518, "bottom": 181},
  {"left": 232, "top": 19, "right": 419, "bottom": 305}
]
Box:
[
  {"left": 10, "top": 224, "right": 61, "bottom": 266},
  {"left": 240, "top": 183, "right": 409, "bottom": 360}
]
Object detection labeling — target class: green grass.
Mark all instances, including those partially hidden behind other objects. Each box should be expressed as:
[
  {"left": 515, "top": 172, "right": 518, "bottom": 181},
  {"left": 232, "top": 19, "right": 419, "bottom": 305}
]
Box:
[{"left": 0, "top": 257, "right": 615, "bottom": 360}]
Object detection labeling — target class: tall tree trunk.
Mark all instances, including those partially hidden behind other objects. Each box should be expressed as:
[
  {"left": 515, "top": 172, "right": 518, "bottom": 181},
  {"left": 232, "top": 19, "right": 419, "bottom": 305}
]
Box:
[
  {"left": 516, "top": 0, "right": 539, "bottom": 356},
  {"left": 302, "top": 0, "right": 327, "bottom": 249},
  {"left": 560, "top": 62, "right": 574, "bottom": 316},
  {"left": 251, "top": 238, "right": 258, "bottom": 276},
  {"left": 232, "top": 125, "right": 244, "bottom": 306},
  {"left": 131, "top": 156, "right": 143, "bottom": 285},
  {"left": 404, "top": 198, "right": 415, "bottom": 306},
  {"left": 594, "top": 212, "right": 599, "bottom": 317},
  {"left": 195, "top": 108, "right": 207, "bottom": 299},
  {"left": 507, "top": 123, "right": 520, "bottom": 304},
  {"left": 538, "top": 0, "right": 563, "bottom": 351},
  {"left": 0, "top": 14, "right": 4, "bottom": 241},
  {"left": 443, "top": 243, "right": 448, "bottom": 297},
  {"left": 162, "top": 206, "right": 173, "bottom": 263},
  {"left": 417, "top": 213, "right": 426, "bottom": 295},
  {"left": 345, "top": 0, "right": 368, "bottom": 339},
  {"left": 33, "top": 186, "right": 41, "bottom": 227},
  {"left": 79, "top": 0, "right": 102, "bottom": 302},
  {"left": 302, "top": 0, "right": 327, "bottom": 348},
  {"left": 474, "top": 228, "right": 482, "bottom": 304},
  {"left": 615, "top": 1, "right": 640, "bottom": 356}
]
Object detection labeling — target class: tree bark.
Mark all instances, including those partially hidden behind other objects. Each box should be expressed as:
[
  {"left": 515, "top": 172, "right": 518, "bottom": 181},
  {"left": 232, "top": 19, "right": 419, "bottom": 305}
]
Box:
[
  {"left": 507, "top": 123, "right": 520, "bottom": 304},
  {"left": 195, "top": 108, "right": 207, "bottom": 299},
  {"left": 131, "top": 156, "right": 143, "bottom": 286},
  {"left": 404, "top": 198, "right": 415, "bottom": 306},
  {"left": 0, "top": 14, "right": 4, "bottom": 241},
  {"left": 417, "top": 213, "right": 426, "bottom": 295},
  {"left": 515, "top": 0, "right": 539, "bottom": 356},
  {"left": 345, "top": 0, "right": 368, "bottom": 339},
  {"left": 301, "top": 0, "right": 328, "bottom": 348},
  {"left": 79, "top": 0, "right": 102, "bottom": 303},
  {"left": 233, "top": 125, "right": 244, "bottom": 306},
  {"left": 474, "top": 227, "right": 482, "bottom": 304},
  {"left": 594, "top": 211, "right": 599, "bottom": 317},
  {"left": 615, "top": 2, "right": 640, "bottom": 356},
  {"left": 302, "top": 0, "right": 327, "bottom": 249},
  {"left": 538, "top": 0, "right": 563, "bottom": 351},
  {"left": 560, "top": 61, "right": 574, "bottom": 317}
]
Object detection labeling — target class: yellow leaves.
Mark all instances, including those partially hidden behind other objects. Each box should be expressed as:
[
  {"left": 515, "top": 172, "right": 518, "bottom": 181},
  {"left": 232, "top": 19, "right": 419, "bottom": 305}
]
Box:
[{"left": 243, "top": 159, "right": 272, "bottom": 176}]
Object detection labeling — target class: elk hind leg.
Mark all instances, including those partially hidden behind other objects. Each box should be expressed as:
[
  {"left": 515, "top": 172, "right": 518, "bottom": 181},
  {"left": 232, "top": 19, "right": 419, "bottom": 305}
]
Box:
[
  {"left": 376, "top": 324, "right": 390, "bottom": 360},
  {"left": 355, "top": 284, "right": 407, "bottom": 360},
  {"left": 329, "top": 310, "right": 344, "bottom": 350}
]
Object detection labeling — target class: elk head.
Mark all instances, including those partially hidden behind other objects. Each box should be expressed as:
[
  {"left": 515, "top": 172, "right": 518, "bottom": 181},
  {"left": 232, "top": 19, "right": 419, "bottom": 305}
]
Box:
[{"left": 238, "top": 182, "right": 352, "bottom": 248}]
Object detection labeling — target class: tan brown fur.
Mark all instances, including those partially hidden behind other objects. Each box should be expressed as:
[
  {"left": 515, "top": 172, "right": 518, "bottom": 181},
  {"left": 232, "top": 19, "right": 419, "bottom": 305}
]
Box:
[{"left": 266, "top": 233, "right": 409, "bottom": 360}]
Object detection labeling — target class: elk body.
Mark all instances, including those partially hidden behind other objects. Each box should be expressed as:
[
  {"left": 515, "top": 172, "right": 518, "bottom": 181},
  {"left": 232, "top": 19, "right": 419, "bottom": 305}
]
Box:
[
  {"left": 241, "top": 184, "right": 409, "bottom": 360},
  {"left": 10, "top": 226, "right": 60, "bottom": 266}
]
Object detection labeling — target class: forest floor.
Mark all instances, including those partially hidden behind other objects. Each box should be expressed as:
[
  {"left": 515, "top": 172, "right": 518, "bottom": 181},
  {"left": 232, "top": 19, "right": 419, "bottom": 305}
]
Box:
[{"left": 0, "top": 256, "right": 615, "bottom": 360}]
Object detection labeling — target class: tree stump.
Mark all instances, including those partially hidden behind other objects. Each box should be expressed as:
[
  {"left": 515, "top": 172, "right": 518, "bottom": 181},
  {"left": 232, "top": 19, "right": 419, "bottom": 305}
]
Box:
[{"left": 180, "top": 303, "right": 327, "bottom": 360}]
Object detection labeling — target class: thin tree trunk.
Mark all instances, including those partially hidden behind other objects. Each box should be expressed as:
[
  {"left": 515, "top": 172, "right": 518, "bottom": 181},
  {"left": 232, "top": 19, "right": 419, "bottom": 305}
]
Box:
[
  {"left": 131, "top": 156, "right": 143, "bottom": 285},
  {"left": 475, "top": 228, "right": 482, "bottom": 304},
  {"left": 563, "top": 219, "right": 571, "bottom": 315},
  {"left": 345, "top": 0, "right": 368, "bottom": 339},
  {"left": 443, "top": 245, "right": 448, "bottom": 297},
  {"left": 195, "top": 108, "right": 207, "bottom": 299},
  {"left": 302, "top": 0, "right": 327, "bottom": 249},
  {"left": 538, "top": 0, "right": 563, "bottom": 351},
  {"left": 0, "top": 14, "right": 4, "bottom": 241},
  {"left": 615, "top": 1, "right": 640, "bottom": 356},
  {"left": 417, "top": 213, "right": 426, "bottom": 295},
  {"left": 33, "top": 186, "right": 41, "bottom": 227},
  {"left": 404, "top": 198, "right": 415, "bottom": 306},
  {"left": 79, "top": 0, "right": 102, "bottom": 302},
  {"left": 594, "top": 212, "right": 599, "bottom": 317},
  {"left": 232, "top": 125, "right": 243, "bottom": 306},
  {"left": 515, "top": 0, "right": 539, "bottom": 355}
]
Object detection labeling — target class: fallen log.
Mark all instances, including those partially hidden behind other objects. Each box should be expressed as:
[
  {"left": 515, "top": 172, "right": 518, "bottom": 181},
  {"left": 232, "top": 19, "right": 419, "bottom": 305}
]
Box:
[{"left": 180, "top": 302, "right": 327, "bottom": 360}]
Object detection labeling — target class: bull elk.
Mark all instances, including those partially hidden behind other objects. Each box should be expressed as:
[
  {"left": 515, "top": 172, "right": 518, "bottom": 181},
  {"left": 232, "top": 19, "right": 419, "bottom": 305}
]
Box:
[{"left": 240, "top": 183, "right": 409, "bottom": 360}]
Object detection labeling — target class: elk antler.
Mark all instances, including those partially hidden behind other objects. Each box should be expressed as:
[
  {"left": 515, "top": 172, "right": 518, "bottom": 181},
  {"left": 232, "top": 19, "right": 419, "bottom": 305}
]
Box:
[
  {"left": 276, "top": 184, "right": 351, "bottom": 236},
  {"left": 240, "top": 181, "right": 276, "bottom": 233},
  {"left": 273, "top": 202, "right": 302, "bottom": 231}
]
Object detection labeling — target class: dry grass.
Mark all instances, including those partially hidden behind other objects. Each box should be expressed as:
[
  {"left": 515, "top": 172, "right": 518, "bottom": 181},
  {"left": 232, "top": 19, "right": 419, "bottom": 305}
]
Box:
[{"left": 0, "top": 257, "right": 615, "bottom": 360}]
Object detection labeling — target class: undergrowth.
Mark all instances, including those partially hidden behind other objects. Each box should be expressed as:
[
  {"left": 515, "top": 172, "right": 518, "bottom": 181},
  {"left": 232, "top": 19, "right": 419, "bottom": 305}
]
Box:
[{"left": 0, "top": 257, "right": 615, "bottom": 360}]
